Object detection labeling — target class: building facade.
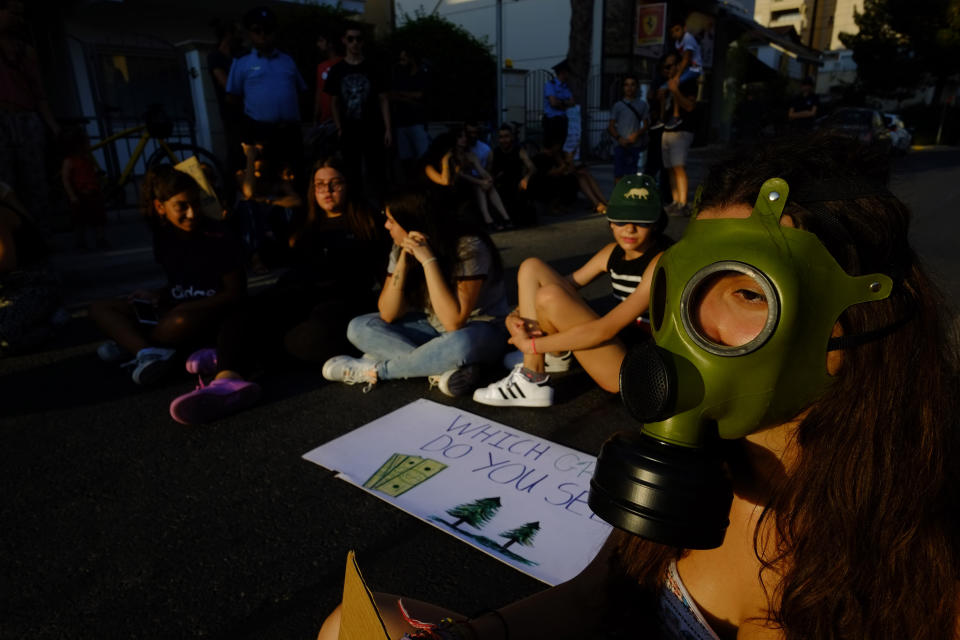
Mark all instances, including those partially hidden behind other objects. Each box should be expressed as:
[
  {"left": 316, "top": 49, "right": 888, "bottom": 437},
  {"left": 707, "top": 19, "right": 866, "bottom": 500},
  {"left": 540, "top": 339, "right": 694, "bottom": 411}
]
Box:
[{"left": 753, "top": 0, "right": 864, "bottom": 50}]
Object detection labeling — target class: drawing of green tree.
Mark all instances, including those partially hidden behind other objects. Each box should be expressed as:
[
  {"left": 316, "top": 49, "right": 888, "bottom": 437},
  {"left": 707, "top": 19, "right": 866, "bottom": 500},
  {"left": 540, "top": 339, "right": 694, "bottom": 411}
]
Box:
[
  {"left": 446, "top": 497, "right": 501, "bottom": 530},
  {"left": 500, "top": 521, "right": 540, "bottom": 550}
]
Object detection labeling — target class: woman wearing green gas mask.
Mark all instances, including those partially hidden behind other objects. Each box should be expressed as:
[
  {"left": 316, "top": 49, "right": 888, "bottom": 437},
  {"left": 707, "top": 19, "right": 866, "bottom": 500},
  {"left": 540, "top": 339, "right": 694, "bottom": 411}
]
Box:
[{"left": 318, "top": 135, "right": 960, "bottom": 640}]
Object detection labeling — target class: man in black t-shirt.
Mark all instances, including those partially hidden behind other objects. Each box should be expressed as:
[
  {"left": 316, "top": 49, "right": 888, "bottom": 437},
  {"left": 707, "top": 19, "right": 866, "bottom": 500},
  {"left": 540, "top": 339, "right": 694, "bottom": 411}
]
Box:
[
  {"left": 324, "top": 22, "right": 391, "bottom": 197},
  {"left": 787, "top": 76, "right": 819, "bottom": 131}
]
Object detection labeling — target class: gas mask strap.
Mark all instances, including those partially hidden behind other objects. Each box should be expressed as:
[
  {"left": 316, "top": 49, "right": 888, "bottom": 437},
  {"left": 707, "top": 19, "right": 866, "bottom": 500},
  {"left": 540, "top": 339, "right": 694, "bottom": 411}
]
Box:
[{"left": 826, "top": 305, "right": 916, "bottom": 351}]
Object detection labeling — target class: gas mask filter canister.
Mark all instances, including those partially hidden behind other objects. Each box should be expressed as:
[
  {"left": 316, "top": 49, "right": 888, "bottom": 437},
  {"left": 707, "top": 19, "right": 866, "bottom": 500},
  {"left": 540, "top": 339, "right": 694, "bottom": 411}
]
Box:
[{"left": 589, "top": 178, "right": 894, "bottom": 549}]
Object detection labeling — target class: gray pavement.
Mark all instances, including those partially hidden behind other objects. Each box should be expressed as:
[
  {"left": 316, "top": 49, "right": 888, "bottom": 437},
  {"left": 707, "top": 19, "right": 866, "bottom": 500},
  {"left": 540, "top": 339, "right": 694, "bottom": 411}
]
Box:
[{"left": 2, "top": 146, "right": 957, "bottom": 640}]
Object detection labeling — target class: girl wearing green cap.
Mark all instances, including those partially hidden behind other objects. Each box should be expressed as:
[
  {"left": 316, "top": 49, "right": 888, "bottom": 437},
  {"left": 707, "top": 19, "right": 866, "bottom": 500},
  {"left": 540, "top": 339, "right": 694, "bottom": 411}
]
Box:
[{"left": 473, "top": 174, "right": 673, "bottom": 407}]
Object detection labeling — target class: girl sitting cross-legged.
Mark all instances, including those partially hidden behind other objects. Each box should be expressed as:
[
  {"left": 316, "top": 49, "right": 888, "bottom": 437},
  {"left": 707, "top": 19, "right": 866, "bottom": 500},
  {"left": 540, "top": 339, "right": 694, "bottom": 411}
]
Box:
[
  {"left": 322, "top": 186, "right": 509, "bottom": 397},
  {"left": 472, "top": 173, "right": 673, "bottom": 407}
]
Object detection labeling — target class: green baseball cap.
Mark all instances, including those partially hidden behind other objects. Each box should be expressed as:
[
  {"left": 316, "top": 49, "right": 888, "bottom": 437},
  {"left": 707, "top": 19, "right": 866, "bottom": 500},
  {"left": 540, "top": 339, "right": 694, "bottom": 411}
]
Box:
[{"left": 606, "top": 174, "right": 662, "bottom": 224}]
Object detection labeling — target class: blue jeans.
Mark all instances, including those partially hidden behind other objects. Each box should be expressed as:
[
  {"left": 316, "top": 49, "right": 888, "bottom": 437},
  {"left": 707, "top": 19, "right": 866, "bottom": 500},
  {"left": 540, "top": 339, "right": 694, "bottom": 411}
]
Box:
[
  {"left": 346, "top": 312, "right": 507, "bottom": 380},
  {"left": 613, "top": 145, "right": 642, "bottom": 179}
]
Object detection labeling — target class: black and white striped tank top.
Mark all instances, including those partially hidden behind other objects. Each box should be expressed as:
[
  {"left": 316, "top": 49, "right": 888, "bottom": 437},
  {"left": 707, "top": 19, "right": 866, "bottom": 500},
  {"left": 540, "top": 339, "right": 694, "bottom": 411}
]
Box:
[{"left": 605, "top": 237, "right": 672, "bottom": 302}]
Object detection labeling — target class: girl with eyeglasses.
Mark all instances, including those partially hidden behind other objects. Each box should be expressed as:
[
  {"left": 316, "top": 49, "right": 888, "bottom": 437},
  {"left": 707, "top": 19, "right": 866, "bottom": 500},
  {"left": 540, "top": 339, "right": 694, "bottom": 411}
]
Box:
[
  {"left": 473, "top": 173, "right": 672, "bottom": 408},
  {"left": 168, "top": 156, "right": 384, "bottom": 424}
]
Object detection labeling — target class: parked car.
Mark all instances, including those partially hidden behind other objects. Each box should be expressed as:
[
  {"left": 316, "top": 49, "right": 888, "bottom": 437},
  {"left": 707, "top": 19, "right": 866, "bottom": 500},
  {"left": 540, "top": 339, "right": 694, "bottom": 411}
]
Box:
[
  {"left": 884, "top": 113, "right": 912, "bottom": 154},
  {"left": 820, "top": 107, "right": 892, "bottom": 151}
]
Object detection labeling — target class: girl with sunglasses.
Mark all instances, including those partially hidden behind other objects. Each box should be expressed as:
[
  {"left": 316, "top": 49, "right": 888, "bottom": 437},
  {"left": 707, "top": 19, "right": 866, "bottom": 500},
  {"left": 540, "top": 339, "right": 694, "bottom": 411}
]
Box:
[{"left": 473, "top": 173, "right": 672, "bottom": 408}]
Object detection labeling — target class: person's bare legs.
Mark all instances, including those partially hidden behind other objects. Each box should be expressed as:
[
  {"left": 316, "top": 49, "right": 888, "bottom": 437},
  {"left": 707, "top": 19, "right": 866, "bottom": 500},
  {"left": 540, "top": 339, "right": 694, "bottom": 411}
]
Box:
[
  {"left": 514, "top": 257, "right": 583, "bottom": 372},
  {"left": 317, "top": 592, "right": 464, "bottom": 640},
  {"left": 534, "top": 284, "right": 627, "bottom": 393},
  {"left": 575, "top": 168, "right": 607, "bottom": 212},
  {"left": 89, "top": 298, "right": 151, "bottom": 354},
  {"left": 673, "top": 164, "right": 688, "bottom": 205},
  {"left": 149, "top": 306, "right": 223, "bottom": 347},
  {"left": 487, "top": 187, "right": 512, "bottom": 225},
  {"left": 474, "top": 185, "right": 495, "bottom": 225},
  {"left": 667, "top": 166, "right": 681, "bottom": 205}
]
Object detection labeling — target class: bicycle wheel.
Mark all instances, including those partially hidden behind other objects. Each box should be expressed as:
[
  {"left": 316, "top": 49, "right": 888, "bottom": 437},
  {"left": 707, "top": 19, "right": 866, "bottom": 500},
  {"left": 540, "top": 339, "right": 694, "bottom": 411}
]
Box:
[{"left": 146, "top": 143, "right": 228, "bottom": 201}]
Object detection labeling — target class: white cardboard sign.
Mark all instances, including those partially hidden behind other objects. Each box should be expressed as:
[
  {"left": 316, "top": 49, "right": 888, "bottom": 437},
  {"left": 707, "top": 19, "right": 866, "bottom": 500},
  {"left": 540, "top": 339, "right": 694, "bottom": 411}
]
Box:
[{"left": 303, "top": 399, "right": 612, "bottom": 586}]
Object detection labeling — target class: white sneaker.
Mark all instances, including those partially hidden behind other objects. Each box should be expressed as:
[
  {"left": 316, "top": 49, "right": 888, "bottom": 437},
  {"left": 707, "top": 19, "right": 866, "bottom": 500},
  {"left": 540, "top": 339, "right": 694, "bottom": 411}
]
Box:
[
  {"left": 472, "top": 365, "right": 554, "bottom": 407},
  {"left": 502, "top": 349, "right": 573, "bottom": 373},
  {"left": 127, "top": 347, "right": 176, "bottom": 385},
  {"left": 322, "top": 355, "right": 378, "bottom": 390},
  {"left": 429, "top": 364, "right": 481, "bottom": 397},
  {"left": 97, "top": 340, "right": 130, "bottom": 365}
]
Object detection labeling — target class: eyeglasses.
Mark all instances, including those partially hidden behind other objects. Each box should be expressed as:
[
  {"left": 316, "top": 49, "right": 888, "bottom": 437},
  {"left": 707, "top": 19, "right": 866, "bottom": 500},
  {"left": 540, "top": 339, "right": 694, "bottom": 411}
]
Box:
[
  {"left": 315, "top": 179, "right": 346, "bottom": 193},
  {"left": 345, "top": 34, "right": 363, "bottom": 43}
]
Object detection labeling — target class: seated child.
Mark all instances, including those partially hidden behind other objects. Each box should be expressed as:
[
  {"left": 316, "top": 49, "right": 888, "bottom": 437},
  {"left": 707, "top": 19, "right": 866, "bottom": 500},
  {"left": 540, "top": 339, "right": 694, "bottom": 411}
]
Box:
[
  {"left": 472, "top": 173, "right": 672, "bottom": 407},
  {"left": 89, "top": 165, "right": 245, "bottom": 384}
]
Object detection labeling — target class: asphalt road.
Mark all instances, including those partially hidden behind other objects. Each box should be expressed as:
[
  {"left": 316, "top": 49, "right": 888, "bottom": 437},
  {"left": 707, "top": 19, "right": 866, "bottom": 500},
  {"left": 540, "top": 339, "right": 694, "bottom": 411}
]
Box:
[{"left": 2, "top": 147, "right": 957, "bottom": 640}]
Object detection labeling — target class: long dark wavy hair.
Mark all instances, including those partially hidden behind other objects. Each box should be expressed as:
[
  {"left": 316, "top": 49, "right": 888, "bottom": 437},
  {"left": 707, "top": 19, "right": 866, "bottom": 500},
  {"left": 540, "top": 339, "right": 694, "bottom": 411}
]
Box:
[
  {"left": 305, "top": 155, "right": 378, "bottom": 242},
  {"left": 385, "top": 186, "right": 502, "bottom": 310},
  {"left": 610, "top": 133, "right": 960, "bottom": 639}
]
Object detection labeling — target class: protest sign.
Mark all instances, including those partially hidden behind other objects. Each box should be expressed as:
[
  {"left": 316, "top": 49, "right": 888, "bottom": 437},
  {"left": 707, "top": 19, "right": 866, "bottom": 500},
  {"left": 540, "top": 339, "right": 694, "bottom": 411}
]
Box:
[{"left": 304, "top": 399, "right": 611, "bottom": 586}]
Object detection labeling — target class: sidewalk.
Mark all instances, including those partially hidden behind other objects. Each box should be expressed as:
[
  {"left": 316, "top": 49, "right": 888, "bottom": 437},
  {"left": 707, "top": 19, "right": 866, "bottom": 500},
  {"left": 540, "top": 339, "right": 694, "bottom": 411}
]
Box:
[{"left": 48, "top": 145, "right": 724, "bottom": 310}]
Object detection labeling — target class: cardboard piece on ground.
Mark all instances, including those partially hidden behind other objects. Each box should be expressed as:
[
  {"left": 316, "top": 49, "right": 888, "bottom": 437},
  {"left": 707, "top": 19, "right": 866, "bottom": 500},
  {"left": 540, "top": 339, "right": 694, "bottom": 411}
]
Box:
[
  {"left": 174, "top": 155, "right": 223, "bottom": 220},
  {"left": 338, "top": 550, "right": 390, "bottom": 640},
  {"left": 304, "top": 399, "right": 611, "bottom": 586}
]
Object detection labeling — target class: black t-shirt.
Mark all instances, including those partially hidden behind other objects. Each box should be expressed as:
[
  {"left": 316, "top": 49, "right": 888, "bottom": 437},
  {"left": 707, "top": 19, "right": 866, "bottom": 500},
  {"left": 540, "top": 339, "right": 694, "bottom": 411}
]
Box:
[
  {"left": 152, "top": 221, "right": 244, "bottom": 304},
  {"left": 492, "top": 146, "right": 524, "bottom": 187},
  {"left": 324, "top": 58, "right": 384, "bottom": 127},
  {"left": 391, "top": 66, "right": 428, "bottom": 127},
  {"left": 790, "top": 92, "right": 820, "bottom": 128}
]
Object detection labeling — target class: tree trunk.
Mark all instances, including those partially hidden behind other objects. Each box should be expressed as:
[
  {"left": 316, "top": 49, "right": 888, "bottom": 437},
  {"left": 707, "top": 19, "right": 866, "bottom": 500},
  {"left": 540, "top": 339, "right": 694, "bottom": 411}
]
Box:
[{"left": 568, "top": 0, "right": 594, "bottom": 159}]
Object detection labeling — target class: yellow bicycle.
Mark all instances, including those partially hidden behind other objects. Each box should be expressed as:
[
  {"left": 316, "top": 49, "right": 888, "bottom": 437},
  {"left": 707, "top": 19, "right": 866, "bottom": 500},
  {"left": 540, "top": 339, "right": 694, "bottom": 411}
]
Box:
[{"left": 88, "top": 105, "right": 224, "bottom": 204}]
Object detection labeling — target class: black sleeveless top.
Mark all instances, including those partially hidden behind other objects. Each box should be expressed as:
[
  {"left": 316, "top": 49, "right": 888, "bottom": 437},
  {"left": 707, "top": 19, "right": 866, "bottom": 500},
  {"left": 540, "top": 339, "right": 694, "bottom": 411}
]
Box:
[
  {"left": 605, "top": 235, "right": 673, "bottom": 303},
  {"left": 492, "top": 146, "right": 524, "bottom": 184}
]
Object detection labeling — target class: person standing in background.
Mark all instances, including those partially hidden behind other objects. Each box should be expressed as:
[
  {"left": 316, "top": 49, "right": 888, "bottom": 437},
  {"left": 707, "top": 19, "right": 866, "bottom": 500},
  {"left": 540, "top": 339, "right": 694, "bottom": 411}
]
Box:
[
  {"left": 325, "top": 22, "right": 391, "bottom": 199},
  {"left": 787, "top": 76, "right": 819, "bottom": 131},
  {"left": 207, "top": 19, "right": 244, "bottom": 174},
  {"left": 227, "top": 6, "right": 307, "bottom": 189},
  {"left": 0, "top": 0, "right": 59, "bottom": 227},
  {"left": 388, "top": 48, "right": 430, "bottom": 183},
  {"left": 608, "top": 74, "right": 649, "bottom": 184},
  {"left": 314, "top": 30, "right": 341, "bottom": 126},
  {"left": 542, "top": 59, "right": 574, "bottom": 151}
]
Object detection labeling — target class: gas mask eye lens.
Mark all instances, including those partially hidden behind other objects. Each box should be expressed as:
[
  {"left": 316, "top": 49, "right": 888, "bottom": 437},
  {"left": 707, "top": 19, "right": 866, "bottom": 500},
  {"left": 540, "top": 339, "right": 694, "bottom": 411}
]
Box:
[{"left": 681, "top": 262, "right": 779, "bottom": 356}]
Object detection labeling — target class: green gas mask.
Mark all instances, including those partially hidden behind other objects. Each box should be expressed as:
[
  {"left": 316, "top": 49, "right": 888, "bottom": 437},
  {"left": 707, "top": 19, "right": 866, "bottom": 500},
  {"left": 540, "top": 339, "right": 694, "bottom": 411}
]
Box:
[{"left": 589, "top": 178, "right": 894, "bottom": 549}]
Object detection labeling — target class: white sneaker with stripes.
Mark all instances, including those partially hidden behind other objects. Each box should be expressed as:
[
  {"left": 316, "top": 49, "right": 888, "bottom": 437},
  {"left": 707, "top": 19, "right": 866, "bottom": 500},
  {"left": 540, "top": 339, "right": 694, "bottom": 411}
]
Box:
[{"left": 472, "top": 365, "right": 554, "bottom": 408}]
